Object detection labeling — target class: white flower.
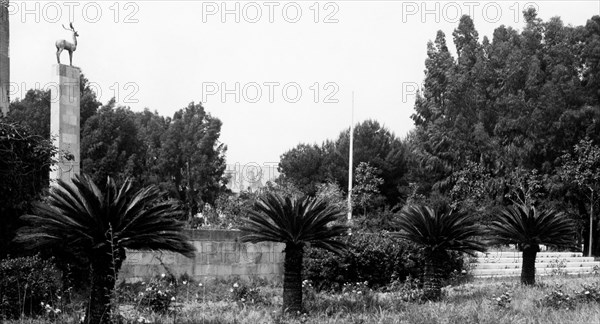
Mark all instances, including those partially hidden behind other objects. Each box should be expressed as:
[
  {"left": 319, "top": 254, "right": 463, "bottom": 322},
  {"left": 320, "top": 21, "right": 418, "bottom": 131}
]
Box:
[
  {"left": 233, "top": 282, "right": 239, "bottom": 288},
  {"left": 199, "top": 283, "right": 203, "bottom": 287},
  {"left": 183, "top": 281, "right": 187, "bottom": 285},
  {"left": 161, "top": 273, "right": 166, "bottom": 278},
  {"left": 230, "top": 289, "right": 234, "bottom": 293},
  {"left": 171, "top": 296, "right": 176, "bottom": 301}
]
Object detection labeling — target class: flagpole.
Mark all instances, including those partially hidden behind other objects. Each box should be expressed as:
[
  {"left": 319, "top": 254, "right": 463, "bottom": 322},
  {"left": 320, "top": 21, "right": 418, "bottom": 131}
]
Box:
[{"left": 348, "top": 91, "right": 354, "bottom": 221}]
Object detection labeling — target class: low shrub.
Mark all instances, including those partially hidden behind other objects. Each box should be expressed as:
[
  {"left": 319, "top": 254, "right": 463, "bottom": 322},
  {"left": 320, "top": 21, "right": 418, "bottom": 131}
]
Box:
[
  {"left": 492, "top": 291, "right": 512, "bottom": 308},
  {"left": 0, "top": 255, "right": 62, "bottom": 320},
  {"left": 303, "top": 232, "right": 466, "bottom": 291},
  {"left": 138, "top": 273, "right": 177, "bottom": 314},
  {"left": 575, "top": 282, "right": 600, "bottom": 303},
  {"left": 538, "top": 286, "right": 576, "bottom": 310},
  {"left": 229, "top": 281, "right": 262, "bottom": 305},
  {"left": 387, "top": 276, "right": 423, "bottom": 302}
]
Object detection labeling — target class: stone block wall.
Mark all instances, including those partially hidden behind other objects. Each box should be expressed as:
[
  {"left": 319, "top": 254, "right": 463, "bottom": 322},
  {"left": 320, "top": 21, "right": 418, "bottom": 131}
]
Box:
[{"left": 120, "top": 229, "right": 285, "bottom": 283}]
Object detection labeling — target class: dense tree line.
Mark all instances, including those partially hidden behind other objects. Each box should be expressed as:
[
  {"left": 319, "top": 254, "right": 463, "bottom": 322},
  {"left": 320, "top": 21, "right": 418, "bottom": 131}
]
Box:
[
  {"left": 409, "top": 10, "right": 600, "bottom": 254},
  {"left": 4, "top": 10, "right": 600, "bottom": 255},
  {"left": 278, "top": 10, "right": 600, "bottom": 255},
  {"left": 4, "top": 75, "right": 228, "bottom": 231},
  {"left": 278, "top": 119, "right": 410, "bottom": 207}
]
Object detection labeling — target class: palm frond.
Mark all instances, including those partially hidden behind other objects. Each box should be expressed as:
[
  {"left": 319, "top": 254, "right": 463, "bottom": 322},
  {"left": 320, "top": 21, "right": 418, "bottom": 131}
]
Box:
[
  {"left": 488, "top": 204, "right": 577, "bottom": 249},
  {"left": 394, "top": 205, "right": 486, "bottom": 255},
  {"left": 17, "top": 174, "right": 196, "bottom": 258},
  {"left": 239, "top": 192, "right": 349, "bottom": 255}
]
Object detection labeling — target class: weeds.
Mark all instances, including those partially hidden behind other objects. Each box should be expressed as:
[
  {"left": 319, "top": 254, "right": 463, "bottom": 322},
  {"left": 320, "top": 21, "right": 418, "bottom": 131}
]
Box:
[{"left": 3, "top": 275, "right": 600, "bottom": 323}]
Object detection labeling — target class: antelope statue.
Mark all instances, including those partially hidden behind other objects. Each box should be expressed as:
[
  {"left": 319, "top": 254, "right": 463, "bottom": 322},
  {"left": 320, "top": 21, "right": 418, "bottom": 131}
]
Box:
[{"left": 55, "top": 22, "right": 79, "bottom": 66}]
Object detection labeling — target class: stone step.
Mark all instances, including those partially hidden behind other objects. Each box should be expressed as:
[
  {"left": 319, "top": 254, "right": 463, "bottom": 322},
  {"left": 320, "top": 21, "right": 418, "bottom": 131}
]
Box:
[
  {"left": 475, "top": 251, "right": 584, "bottom": 258},
  {"left": 473, "top": 261, "right": 599, "bottom": 270},
  {"left": 474, "top": 257, "right": 596, "bottom": 264},
  {"left": 472, "top": 267, "right": 597, "bottom": 277}
]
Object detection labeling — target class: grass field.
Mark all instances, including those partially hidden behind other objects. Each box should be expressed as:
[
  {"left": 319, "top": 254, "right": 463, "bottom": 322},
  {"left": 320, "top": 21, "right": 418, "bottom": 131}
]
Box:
[{"left": 6, "top": 275, "right": 600, "bottom": 324}]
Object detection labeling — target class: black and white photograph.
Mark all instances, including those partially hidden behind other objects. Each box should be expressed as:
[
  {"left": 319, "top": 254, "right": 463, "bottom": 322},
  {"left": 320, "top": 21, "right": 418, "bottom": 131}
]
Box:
[{"left": 1, "top": 1, "right": 600, "bottom": 323}]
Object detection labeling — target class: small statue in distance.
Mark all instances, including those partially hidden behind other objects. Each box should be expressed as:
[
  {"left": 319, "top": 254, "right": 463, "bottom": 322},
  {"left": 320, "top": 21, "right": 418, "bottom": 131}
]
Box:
[{"left": 55, "top": 22, "right": 79, "bottom": 66}]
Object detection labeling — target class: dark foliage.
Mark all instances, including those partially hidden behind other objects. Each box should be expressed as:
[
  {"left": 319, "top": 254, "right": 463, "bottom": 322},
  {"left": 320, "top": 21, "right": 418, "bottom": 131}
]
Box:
[
  {"left": 0, "top": 120, "right": 55, "bottom": 257},
  {"left": 0, "top": 255, "right": 62, "bottom": 320},
  {"left": 488, "top": 204, "right": 577, "bottom": 285},
  {"left": 303, "top": 232, "right": 466, "bottom": 291},
  {"left": 17, "top": 174, "right": 196, "bottom": 324}
]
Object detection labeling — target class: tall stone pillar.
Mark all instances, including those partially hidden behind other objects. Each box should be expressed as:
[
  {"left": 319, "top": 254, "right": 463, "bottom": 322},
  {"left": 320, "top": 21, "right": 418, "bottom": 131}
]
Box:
[
  {"left": 0, "top": 3, "right": 9, "bottom": 116},
  {"left": 50, "top": 64, "right": 80, "bottom": 182}
]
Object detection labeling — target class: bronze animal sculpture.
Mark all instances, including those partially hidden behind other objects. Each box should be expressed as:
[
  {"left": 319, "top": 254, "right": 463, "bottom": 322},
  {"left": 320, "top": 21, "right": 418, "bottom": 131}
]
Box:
[{"left": 56, "top": 23, "right": 79, "bottom": 66}]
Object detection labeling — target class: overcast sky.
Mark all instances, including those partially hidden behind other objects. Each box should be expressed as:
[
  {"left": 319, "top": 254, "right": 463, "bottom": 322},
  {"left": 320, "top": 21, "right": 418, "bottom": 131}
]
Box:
[{"left": 8, "top": 1, "right": 600, "bottom": 166}]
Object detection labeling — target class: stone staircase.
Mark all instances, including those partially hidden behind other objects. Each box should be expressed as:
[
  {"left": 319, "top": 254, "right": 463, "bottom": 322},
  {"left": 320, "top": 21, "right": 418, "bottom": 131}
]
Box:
[{"left": 471, "top": 251, "right": 600, "bottom": 278}]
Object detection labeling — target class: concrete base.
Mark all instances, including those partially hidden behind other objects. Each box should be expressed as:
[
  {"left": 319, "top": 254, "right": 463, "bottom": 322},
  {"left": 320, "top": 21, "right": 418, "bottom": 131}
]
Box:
[{"left": 50, "top": 64, "right": 81, "bottom": 183}]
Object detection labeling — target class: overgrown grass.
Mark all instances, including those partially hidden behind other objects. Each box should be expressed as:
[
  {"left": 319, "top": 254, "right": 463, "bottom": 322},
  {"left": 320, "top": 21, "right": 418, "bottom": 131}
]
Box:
[{"left": 5, "top": 275, "right": 600, "bottom": 323}]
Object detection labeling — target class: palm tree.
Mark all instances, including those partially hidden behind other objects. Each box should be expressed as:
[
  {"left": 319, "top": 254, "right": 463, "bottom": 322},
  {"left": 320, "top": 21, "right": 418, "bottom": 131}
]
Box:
[
  {"left": 488, "top": 204, "right": 576, "bottom": 285},
  {"left": 394, "top": 205, "right": 486, "bottom": 301},
  {"left": 17, "top": 174, "right": 195, "bottom": 324},
  {"left": 239, "top": 192, "right": 348, "bottom": 314}
]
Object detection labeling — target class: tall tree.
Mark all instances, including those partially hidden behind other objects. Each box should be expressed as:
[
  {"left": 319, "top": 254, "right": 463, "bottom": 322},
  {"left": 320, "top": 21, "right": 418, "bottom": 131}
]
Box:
[
  {"left": 334, "top": 120, "right": 409, "bottom": 205},
  {"left": 134, "top": 109, "right": 170, "bottom": 188},
  {"left": 158, "top": 102, "right": 227, "bottom": 219},
  {"left": 279, "top": 120, "right": 409, "bottom": 206},
  {"left": 410, "top": 11, "right": 600, "bottom": 216},
  {"left": 81, "top": 99, "right": 143, "bottom": 187},
  {"left": 352, "top": 162, "right": 385, "bottom": 216},
  {"left": 80, "top": 74, "right": 102, "bottom": 128},
  {"left": 6, "top": 89, "right": 51, "bottom": 138},
  {"left": 278, "top": 143, "right": 325, "bottom": 195},
  {"left": 558, "top": 138, "right": 600, "bottom": 256}
]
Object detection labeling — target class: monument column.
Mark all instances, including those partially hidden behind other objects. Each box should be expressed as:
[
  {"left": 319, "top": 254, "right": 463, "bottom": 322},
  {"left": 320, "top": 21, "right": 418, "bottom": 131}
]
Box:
[
  {"left": 0, "top": 2, "right": 9, "bottom": 116},
  {"left": 50, "top": 64, "right": 81, "bottom": 182}
]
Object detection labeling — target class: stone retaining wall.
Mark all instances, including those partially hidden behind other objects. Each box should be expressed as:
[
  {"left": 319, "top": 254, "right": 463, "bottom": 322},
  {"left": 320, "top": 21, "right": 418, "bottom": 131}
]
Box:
[{"left": 119, "top": 229, "right": 285, "bottom": 283}]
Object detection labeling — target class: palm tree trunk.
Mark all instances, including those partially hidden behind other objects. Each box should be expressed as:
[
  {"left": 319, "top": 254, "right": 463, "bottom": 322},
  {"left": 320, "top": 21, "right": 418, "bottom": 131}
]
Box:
[
  {"left": 422, "top": 250, "right": 444, "bottom": 301},
  {"left": 589, "top": 188, "right": 594, "bottom": 257},
  {"left": 283, "top": 244, "right": 304, "bottom": 314},
  {"left": 86, "top": 259, "right": 116, "bottom": 324},
  {"left": 521, "top": 245, "right": 538, "bottom": 285}
]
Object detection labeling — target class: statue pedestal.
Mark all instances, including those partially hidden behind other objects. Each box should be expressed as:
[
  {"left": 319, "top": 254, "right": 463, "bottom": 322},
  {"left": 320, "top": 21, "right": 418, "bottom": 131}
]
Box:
[
  {"left": 0, "top": 5, "right": 9, "bottom": 116},
  {"left": 50, "top": 64, "right": 81, "bottom": 183}
]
